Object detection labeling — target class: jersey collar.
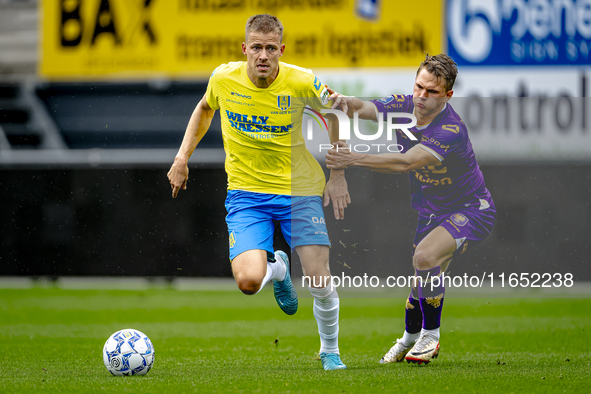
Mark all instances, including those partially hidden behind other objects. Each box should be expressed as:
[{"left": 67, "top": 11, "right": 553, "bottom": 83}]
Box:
[{"left": 241, "top": 61, "right": 286, "bottom": 91}]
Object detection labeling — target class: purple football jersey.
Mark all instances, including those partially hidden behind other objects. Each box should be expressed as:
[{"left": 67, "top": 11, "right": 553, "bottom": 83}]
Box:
[{"left": 371, "top": 95, "right": 493, "bottom": 215}]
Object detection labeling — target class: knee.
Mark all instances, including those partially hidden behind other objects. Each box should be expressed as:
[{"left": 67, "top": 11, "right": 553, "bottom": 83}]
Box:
[
  {"left": 297, "top": 245, "right": 329, "bottom": 276},
  {"left": 234, "top": 273, "right": 262, "bottom": 295},
  {"left": 413, "top": 248, "right": 437, "bottom": 271},
  {"left": 302, "top": 265, "right": 331, "bottom": 289},
  {"left": 305, "top": 274, "right": 332, "bottom": 289}
]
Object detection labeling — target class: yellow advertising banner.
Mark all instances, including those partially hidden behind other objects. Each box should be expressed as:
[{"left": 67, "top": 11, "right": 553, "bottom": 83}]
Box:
[{"left": 40, "top": 0, "right": 442, "bottom": 80}]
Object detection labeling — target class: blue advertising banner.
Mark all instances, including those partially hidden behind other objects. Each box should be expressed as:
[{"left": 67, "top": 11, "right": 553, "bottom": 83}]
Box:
[{"left": 447, "top": 0, "right": 591, "bottom": 66}]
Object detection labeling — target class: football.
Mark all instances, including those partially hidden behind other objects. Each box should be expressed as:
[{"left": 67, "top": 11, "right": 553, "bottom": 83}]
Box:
[{"left": 102, "top": 329, "right": 155, "bottom": 376}]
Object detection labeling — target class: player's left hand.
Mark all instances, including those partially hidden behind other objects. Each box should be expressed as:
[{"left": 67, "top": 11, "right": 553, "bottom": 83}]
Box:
[
  {"left": 324, "top": 169, "right": 351, "bottom": 220},
  {"left": 326, "top": 141, "right": 357, "bottom": 170},
  {"left": 326, "top": 86, "right": 349, "bottom": 115}
]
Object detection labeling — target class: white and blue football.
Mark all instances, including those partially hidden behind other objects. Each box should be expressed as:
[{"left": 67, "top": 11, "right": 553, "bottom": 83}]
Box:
[{"left": 102, "top": 329, "right": 155, "bottom": 376}]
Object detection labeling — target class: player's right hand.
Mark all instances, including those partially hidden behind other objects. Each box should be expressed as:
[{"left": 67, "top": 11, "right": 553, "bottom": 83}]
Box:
[{"left": 167, "top": 158, "right": 189, "bottom": 198}]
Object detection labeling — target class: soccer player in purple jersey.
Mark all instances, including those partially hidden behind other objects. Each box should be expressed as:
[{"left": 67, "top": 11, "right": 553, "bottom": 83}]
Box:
[{"left": 325, "top": 54, "right": 495, "bottom": 365}]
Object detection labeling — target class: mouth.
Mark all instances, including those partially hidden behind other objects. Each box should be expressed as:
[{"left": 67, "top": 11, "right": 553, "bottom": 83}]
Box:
[
  {"left": 256, "top": 64, "right": 269, "bottom": 72},
  {"left": 415, "top": 102, "right": 425, "bottom": 108}
]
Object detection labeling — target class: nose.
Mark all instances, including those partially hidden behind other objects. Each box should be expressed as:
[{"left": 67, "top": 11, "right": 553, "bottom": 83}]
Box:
[{"left": 259, "top": 48, "right": 268, "bottom": 61}]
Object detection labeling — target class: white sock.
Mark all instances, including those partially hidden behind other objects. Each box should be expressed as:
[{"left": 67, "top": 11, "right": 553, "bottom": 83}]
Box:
[
  {"left": 309, "top": 285, "right": 339, "bottom": 354},
  {"left": 272, "top": 253, "right": 287, "bottom": 282},
  {"left": 401, "top": 330, "right": 421, "bottom": 347},
  {"left": 254, "top": 258, "right": 286, "bottom": 295},
  {"left": 421, "top": 327, "right": 440, "bottom": 339}
]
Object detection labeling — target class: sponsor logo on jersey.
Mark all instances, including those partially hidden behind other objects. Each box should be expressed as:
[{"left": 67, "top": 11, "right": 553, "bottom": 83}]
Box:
[
  {"left": 320, "top": 86, "right": 330, "bottom": 106},
  {"left": 414, "top": 171, "right": 452, "bottom": 186},
  {"left": 277, "top": 95, "right": 291, "bottom": 111},
  {"left": 420, "top": 135, "right": 451, "bottom": 153},
  {"left": 226, "top": 110, "right": 292, "bottom": 135},
  {"left": 231, "top": 92, "right": 251, "bottom": 99}
]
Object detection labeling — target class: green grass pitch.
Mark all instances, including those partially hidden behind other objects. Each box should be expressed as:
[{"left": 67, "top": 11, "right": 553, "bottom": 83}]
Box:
[{"left": 0, "top": 285, "right": 589, "bottom": 393}]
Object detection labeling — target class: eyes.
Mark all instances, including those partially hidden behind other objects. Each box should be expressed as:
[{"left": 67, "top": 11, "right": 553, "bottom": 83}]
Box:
[
  {"left": 251, "top": 45, "right": 277, "bottom": 52},
  {"left": 415, "top": 84, "right": 441, "bottom": 95}
]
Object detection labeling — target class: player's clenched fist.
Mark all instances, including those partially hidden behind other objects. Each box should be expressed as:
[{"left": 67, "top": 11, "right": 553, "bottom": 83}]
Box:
[{"left": 167, "top": 158, "right": 189, "bottom": 198}]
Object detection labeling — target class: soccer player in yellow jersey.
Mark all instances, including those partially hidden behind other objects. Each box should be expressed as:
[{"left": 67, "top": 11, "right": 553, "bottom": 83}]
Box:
[{"left": 167, "top": 14, "right": 350, "bottom": 370}]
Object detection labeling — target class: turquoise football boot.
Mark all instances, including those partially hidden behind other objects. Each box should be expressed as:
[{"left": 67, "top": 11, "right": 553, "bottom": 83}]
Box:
[
  {"left": 320, "top": 352, "right": 347, "bottom": 370},
  {"left": 272, "top": 251, "right": 298, "bottom": 315}
]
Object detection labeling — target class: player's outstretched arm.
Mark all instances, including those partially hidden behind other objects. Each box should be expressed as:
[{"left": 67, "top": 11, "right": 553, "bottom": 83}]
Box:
[
  {"left": 326, "top": 141, "right": 440, "bottom": 174},
  {"left": 323, "top": 114, "right": 351, "bottom": 220},
  {"left": 167, "top": 97, "right": 216, "bottom": 198},
  {"left": 327, "top": 88, "right": 377, "bottom": 121}
]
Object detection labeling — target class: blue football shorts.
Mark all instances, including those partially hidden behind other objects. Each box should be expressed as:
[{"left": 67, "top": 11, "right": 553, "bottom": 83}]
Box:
[{"left": 225, "top": 190, "right": 331, "bottom": 261}]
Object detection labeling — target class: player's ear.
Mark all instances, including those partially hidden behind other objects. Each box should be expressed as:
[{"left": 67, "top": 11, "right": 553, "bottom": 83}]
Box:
[
  {"left": 242, "top": 42, "right": 247, "bottom": 56},
  {"left": 445, "top": 90, "right": 454, "bottom": 101},
  {"left": 279, "top": 43, "right": 285, "bottom": 57}
]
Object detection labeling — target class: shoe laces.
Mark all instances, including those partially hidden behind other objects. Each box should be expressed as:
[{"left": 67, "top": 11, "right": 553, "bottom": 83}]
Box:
[
  {"left": 320, "top": 353, "right": 342, "bottom": 365},
  {"left": 385, "top": 339, "right": 406, "bottom": 357},
  {"left": 413, "top": 332, "right": 438, "bottom": 352}
]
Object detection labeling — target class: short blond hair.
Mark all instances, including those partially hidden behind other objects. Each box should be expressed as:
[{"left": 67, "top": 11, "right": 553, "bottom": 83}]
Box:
[{"left": 245, "top": 14, "right": 283, "bottom": 42}]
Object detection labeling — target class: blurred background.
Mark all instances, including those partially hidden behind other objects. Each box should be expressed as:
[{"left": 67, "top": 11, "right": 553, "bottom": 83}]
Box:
[{"left": 0, "top": 0, "right": 589, "bottom": 282}]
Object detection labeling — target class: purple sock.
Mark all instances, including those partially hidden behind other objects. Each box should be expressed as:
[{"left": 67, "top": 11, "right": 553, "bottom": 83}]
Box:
[
  {"left": 416, "top": 267, "right": 445, "bottom": 330},
  {"left": 405, "top": 286, "right": 422, "bottom": 334}
]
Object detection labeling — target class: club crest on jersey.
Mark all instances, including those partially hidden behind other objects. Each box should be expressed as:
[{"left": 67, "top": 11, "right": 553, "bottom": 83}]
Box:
[
  {"left": 451, "top": 213, "right": 469, "bottom": 227},
  {"left": 277, "top": 95, "right": 291, "bottom": 111}
]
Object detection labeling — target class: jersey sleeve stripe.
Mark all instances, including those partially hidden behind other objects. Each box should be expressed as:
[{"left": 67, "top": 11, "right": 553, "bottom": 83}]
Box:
[{"left": 418, "top": 144, "right": 444, "bottom": 162}]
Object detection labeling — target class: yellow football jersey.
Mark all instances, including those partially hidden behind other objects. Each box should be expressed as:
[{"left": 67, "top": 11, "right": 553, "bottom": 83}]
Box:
[{"left": 205, "top": 61, "right": 331, "bottom": 197}]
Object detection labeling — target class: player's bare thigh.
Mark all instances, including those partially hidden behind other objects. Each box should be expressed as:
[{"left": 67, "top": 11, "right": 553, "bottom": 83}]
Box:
[
  {"left": 231, "top": 249, "right": 267, "bottom": 294},
  {"left": 295, "top": 245, "right": 330, "bottom": 288},
  {"left": 413, "top": 226, "right": 456, "bottom": 271}
]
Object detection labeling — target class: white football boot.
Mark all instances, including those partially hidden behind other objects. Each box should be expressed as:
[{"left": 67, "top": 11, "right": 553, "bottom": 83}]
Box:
[
  {"left": 405, "top": 331, "right": 440, "bottom": 365},
  {"left": 379, "top": 338, "right": 414, "bottom": 364}
]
